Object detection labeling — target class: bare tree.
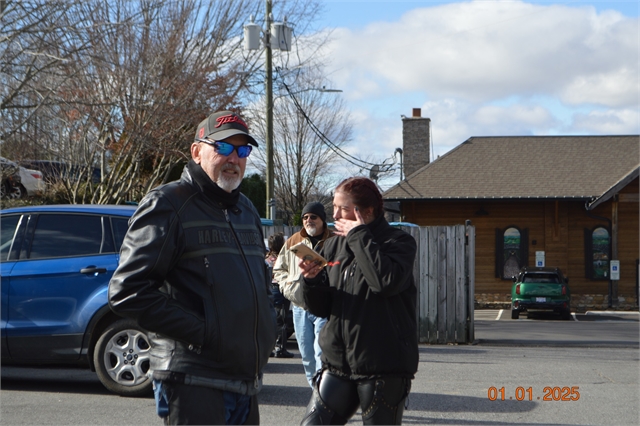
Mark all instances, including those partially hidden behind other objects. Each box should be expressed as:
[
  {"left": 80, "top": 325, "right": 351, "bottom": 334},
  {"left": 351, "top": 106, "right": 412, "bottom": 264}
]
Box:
[
  {"left": 247, "top": 68, "right": 353, "bottom": 223},
  {"left": 1, "top": 0, "right": 92, "bottom": 147},
  {"left": 1, "top": 0, "right": 326, "bottom": 204}
]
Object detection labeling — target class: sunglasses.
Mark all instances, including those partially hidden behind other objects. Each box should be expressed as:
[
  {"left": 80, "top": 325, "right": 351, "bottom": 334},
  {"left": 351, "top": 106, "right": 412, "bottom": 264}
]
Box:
[
  {"left": 302, "top": 214, "right": 319, "bottom": 221},
  {"left": 197, "top": 139, "right": 252, "bottom": 158}
]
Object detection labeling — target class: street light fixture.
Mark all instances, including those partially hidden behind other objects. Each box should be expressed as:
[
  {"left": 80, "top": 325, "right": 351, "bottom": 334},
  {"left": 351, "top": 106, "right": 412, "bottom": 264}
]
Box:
[{"left": 274, "top": 86, "right": 343, "bottom": 100}]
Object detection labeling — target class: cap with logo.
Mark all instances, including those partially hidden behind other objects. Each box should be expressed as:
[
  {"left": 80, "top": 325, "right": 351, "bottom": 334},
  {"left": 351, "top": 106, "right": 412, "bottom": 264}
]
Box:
[{"left": 195, "top": 111, "right": 258, "bottom": 147}]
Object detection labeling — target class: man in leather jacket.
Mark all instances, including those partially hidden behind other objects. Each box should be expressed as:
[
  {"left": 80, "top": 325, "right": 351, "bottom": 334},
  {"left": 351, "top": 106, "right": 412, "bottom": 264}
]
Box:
[{"left": 109, "top": 111, "right": 276, "bottom": 425}]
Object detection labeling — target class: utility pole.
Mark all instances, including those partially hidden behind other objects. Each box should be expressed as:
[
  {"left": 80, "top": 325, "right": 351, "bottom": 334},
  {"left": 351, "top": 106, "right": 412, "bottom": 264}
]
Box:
[
  {"left": 265, "top": 0, "right": 274, "bottom": 219},
  {"left": 244, "top": 0, "right": 291, "bottom": 219}
]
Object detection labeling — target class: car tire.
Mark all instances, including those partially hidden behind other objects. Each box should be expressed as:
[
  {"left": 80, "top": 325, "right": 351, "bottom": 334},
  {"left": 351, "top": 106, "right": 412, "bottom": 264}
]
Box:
[
  {"left": 94, "top": 319, "right": 152, "bottom": 397},
  {"left": 12, "top": 184, "right": 26, "bottom": 199},
  {"left": 511, "top": 309, "right": 519, "bottom": 320},
  {"left": 0, "top": 180, "right": 11, "bottom": 199},
  {"left": 561, "top": 309, "right": 572, "bottom": 321}
]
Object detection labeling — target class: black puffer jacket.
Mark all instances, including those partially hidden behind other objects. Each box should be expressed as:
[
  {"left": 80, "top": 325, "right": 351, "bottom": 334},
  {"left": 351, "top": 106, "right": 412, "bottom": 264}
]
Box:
[
  {"left": 302, "top": 215, "right": 418, "bottom": 379},
  {"left": 109, "top": 163, "right": 276, "bottom": 394}
]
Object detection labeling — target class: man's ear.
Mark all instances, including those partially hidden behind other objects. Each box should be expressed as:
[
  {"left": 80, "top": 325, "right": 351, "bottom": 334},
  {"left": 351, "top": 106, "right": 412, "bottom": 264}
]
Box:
[{"left": 191, "top": 142, "right": 201, "bottom": 164}]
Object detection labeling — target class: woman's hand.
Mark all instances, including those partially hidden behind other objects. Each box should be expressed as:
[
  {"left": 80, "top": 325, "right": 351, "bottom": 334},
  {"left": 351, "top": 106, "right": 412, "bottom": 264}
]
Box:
[
  {"left": 299, "top": 258, "right": 324, "bottom": 279},
  {"left": 333, "top": 207, "right": 366, "bottom": 237}
]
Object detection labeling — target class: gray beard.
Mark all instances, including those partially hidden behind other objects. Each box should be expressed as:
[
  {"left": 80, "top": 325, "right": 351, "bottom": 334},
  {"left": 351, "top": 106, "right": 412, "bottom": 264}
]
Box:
[
  {"left": 304, "top": 224, "right": 318, "bottom": 236},
  {"left": 215, "top": 166, "right": 242, "bottom": 192}
]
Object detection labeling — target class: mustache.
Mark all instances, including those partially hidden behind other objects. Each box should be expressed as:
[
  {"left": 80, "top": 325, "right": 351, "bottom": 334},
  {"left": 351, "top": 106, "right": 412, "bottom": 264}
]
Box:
[{"left": 221, "top": 164, "right": 241, "bottom": 173}]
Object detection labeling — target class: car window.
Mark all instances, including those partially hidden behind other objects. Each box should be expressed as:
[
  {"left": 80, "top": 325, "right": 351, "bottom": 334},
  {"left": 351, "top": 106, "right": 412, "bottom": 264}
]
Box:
[
  {"left": 111, "top": 217, "right": 129, "bottom": 252},
  {"left": 524, "top": 273, "right": 559, "bottom": 283},
  {"left": 0, "top": 214, "right": 20, "bottom": 261},
  {"left": 29, "top": 214, "right": 103, "bottom": 259}
]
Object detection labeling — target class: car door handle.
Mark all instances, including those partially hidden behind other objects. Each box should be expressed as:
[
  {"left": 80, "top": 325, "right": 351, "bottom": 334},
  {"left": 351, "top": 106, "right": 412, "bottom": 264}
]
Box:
[{"left": 80, "top": 266, "right": 107, "bottom": 274}]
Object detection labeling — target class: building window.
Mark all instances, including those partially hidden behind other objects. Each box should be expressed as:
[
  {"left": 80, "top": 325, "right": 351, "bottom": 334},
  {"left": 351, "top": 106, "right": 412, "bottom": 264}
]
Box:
[
  {"left": 496, "top": 226, "right": 529, "bottom": 279},
  {"left": 584, "top": 226, "right": 610, "bottom": 280}
]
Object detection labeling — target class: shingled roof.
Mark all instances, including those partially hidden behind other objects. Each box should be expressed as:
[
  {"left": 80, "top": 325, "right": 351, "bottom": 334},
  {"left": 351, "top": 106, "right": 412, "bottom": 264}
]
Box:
[{"left": 383, "top": 135, "right": 639, "bottom": 205}]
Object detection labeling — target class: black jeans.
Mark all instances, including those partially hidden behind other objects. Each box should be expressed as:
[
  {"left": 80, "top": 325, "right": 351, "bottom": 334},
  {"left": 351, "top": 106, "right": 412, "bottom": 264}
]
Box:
[{"left": 301, "top": 370, "right": 411, "bottom": 425}]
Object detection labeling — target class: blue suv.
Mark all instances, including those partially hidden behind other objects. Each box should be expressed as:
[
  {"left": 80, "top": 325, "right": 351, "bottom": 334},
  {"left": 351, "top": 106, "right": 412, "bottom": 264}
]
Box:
[{"left": 0, "top": 204, "right": 151, "bottom": 396}]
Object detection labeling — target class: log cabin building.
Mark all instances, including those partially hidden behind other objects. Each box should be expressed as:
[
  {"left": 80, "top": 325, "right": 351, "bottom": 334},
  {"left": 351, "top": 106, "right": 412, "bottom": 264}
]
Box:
[{"left": 384, "top": 108, "right": 639, "bottom": 311}]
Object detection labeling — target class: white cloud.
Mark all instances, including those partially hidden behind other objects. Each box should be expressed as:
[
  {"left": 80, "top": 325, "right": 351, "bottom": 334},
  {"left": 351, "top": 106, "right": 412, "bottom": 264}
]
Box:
[
  {"left": 283, "top": 1, "right": 639, "bottom": 184},
  {"left": 472, "top": 104, "right": 558, "bottom": 132},
  {"left": 571, "top": 108, "right": 640, "bottom": 134},
  {"left": 561, "top": 67, "right": 639, "bottom": 107},
  {"left": 324, "top": 1, "right": 638, "bottom": 106}
]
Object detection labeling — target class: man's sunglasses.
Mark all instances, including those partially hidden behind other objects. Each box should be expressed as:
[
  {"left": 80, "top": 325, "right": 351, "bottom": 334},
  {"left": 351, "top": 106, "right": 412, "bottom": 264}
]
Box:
[
  {"left": 197, "top": 139, "right": 252, "bottom": 158},
  {"left": 302, "top": 214, "right": 319, "bottom": 221}
]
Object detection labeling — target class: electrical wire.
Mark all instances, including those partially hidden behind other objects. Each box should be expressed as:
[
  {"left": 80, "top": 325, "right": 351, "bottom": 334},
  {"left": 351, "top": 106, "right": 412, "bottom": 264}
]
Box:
[{"left": 280, "top": 79, "right": 398, "bottom": 175}]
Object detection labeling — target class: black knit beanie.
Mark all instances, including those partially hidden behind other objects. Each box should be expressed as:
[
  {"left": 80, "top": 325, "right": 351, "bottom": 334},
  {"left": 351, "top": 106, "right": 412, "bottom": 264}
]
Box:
[{"left": 301, "top": 201, "right": 326, "bottom": 223}]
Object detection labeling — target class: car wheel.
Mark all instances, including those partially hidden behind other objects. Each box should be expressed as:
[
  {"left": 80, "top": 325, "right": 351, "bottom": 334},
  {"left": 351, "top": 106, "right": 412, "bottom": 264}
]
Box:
[
  {"left": 0, "top": 180, "right": 9, "bottom": 199},
  {"left": 4, "top": 183, "right": 24, "bottom": 199},
  {"left": 94, "top": 319, "right": 152, "bottom": 397},
  {"left": 561, "top": 309, "right": 572, "bottom": 321},
  {"left": 12, "top": 184, "right": 26, "bottom": 199},
  {"left": 511, "top": 309, "right": 520, "bottom": 320}
]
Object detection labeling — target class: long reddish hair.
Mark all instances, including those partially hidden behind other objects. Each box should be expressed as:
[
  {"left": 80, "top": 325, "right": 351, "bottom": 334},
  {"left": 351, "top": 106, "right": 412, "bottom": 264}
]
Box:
[{"left": 335, "top": 177, "right": 384, "bottom": 218}]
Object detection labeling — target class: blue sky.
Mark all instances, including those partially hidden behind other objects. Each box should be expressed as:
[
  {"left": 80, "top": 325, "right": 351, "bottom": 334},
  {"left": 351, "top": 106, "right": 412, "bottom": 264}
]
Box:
[
  {"left": 280, "top": 0, "right": 639, "bottom": 189},
  {"left": 319, "top": 1, "right": 638, "bottom": 28}
]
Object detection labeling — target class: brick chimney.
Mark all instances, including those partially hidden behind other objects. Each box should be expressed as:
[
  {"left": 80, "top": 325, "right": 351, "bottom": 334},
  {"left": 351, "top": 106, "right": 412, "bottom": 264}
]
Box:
[{"left": 402, "top": 108, "right": 430, "bottom": 178}]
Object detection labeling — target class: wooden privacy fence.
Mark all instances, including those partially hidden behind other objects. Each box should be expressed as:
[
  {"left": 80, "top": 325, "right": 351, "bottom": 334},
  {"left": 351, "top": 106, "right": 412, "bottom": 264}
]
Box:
[
  {"left": 262, "top": 222, "right": 476, "bottom": 345},
  {"left": 401, "top": 223, "right": 475, "bottom": 344}
]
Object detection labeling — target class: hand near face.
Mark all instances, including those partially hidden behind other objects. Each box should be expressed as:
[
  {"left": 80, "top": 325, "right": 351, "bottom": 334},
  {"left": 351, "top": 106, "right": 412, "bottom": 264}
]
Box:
[{"left": 333, "top": 206, "right": 366, "bottom": 237}]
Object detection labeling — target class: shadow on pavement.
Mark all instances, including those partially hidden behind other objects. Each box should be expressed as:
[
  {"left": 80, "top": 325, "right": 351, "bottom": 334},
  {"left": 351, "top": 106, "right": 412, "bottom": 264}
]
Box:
[
  {"left": 258, "top": 383, "right": 312, "bottom": 407},
  {"left": 1, "top": 374, "right": 113, "bottom": 396}
]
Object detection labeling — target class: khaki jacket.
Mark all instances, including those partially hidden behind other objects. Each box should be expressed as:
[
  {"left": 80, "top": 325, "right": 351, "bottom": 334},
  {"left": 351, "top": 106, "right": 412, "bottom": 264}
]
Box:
[{"left": 273, "top": 226, "right": 333, "bottom": 309}]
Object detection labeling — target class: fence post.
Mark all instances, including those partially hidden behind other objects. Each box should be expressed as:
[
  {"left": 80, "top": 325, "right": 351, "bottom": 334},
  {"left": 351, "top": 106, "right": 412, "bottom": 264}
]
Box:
[{"left": 466, "top": 220, "right": 475, "bottom": 342}]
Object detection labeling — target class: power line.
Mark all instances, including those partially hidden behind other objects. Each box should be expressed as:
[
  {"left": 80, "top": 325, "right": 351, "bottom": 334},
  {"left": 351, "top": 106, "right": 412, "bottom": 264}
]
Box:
[{"left": 280, "top": 79, "right": 397, "bottom": 175}]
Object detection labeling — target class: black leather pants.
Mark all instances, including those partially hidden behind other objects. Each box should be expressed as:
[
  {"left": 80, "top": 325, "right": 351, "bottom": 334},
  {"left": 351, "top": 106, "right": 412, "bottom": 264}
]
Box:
[{"left": 300, "top": 370, "right": 411, "bottom": 425}]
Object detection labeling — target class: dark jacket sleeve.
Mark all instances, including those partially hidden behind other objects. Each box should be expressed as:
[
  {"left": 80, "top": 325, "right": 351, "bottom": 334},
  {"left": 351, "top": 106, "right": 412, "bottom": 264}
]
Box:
[
  {"left": 347, "top": 224, "right": 417, "bottom": 297},
  {"left": 108, "top": 191, "right": 206, "bottom": 347},
  {"left": 301, "top": 247, "right": 333, "bottom": 318}
]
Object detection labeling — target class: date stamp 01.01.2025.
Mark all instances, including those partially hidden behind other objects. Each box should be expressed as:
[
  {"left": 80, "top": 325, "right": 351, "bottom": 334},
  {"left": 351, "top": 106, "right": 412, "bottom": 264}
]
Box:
[{"left": 488, "top": 386, "right": 580, "bottom": 401}]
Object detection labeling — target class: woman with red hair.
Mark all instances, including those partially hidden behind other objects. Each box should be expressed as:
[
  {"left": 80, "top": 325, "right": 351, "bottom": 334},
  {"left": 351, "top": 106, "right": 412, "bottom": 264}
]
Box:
[{"left": 299, "top": 177, "right": 418, "bottom": 425}]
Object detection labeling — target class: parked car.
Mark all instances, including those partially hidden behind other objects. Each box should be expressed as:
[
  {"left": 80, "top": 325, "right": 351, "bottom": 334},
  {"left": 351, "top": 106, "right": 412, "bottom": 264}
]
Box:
[
  {"left": 1, "top": 157, "right": 22, "bottom": 200},
  {"left": 0, "top": 204, "right": 152, "bottom": 396},
  {"left": 19, "top": 160, "right": 101, "bottom": 184},
  {"left": 511, "top": 266, "right": 571, "bottom": 320},
  {"left": 17, "top": 167, "right": 46, "bottom": 197},
  {"left": 0, "top": 157, "right": 46, "bottom": 199}
]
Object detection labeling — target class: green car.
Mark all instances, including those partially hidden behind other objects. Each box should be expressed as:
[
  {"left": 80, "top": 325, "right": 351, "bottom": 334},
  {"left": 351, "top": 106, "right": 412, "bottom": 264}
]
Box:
[{"left": 511, "top": 267, "right": 571, "bottom": 320}]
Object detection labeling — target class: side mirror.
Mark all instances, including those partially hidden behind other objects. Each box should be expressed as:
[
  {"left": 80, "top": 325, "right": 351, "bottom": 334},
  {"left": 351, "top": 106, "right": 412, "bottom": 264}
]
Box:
[{"left": 511, "top": 276, "right": 517, "bottom": 282}]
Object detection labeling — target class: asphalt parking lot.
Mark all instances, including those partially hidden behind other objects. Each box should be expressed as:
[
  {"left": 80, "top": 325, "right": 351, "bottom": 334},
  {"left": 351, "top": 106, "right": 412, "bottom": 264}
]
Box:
[{"left": 474, "top": 309, "right": 640, "bottom": 322}]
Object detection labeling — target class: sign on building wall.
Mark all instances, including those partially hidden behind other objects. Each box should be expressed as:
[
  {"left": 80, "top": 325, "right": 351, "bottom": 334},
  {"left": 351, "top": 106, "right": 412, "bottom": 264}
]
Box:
[{"left": 610, "top": 260, "right": 620, "bottom": 280}]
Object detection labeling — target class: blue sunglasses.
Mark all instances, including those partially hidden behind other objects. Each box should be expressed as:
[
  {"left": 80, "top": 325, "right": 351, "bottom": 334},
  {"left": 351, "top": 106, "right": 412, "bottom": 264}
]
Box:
[{"left": 197, "top": 139, "right": 252, "bottom": 158}]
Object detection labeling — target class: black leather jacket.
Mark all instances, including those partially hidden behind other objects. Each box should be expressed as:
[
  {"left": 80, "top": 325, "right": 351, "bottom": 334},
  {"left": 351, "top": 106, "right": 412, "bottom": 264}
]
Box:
[
  {"left": 109, "top": 164, "right": 276, "bottom": 394},
  {"left": 302, "top": 215, "right": 418, "bottom": 379}
]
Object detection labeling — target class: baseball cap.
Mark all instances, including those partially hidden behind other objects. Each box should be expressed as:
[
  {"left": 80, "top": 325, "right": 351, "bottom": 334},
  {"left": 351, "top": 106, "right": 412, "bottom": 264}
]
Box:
[{"left": 195, "top": 111, "right": 258, "bottom": 147}]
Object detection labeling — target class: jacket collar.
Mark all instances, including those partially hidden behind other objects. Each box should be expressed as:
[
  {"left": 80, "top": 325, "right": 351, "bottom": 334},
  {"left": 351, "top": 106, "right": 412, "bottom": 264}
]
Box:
[{"left": 184, "top": 160, "right": 241, "bottom": 210}]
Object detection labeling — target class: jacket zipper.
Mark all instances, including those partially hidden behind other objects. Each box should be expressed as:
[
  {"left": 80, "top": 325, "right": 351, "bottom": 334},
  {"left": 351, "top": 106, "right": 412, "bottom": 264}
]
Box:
[
  {"left": 223, "top": 208, "right": 261, "bottom": 388},
  {"left": 200, "top": 256, "right": 216, "bottom": 355}
]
